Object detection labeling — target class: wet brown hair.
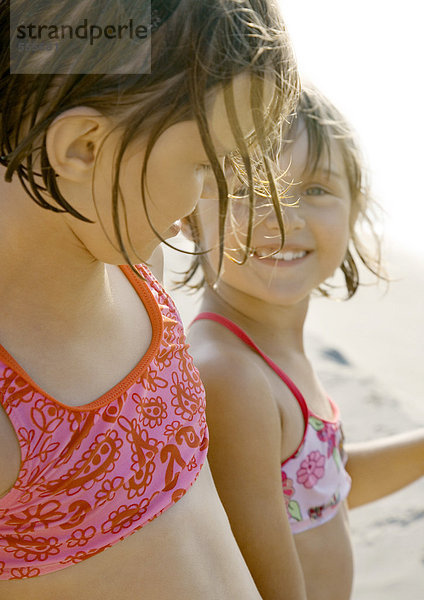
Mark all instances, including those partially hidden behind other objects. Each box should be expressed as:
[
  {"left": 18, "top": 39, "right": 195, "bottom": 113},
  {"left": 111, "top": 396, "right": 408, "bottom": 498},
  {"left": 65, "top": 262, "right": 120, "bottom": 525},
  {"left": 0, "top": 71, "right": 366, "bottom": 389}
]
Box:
[
  {"left": 0, "top": 0, "right": 299, "bottom": 268},
  {"left": 293, "top": 86, "right": 385, "bottom": 298}
]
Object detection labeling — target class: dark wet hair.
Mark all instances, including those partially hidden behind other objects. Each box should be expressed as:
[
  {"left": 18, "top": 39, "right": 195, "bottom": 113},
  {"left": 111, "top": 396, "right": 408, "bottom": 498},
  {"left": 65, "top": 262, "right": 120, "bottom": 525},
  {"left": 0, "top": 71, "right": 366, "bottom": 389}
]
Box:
[
  {"left": 0, "top": 0, "right": 299, "bottom": 268},
  {"left": 293, "top": 85, "right": 385, "bottom": 298}
]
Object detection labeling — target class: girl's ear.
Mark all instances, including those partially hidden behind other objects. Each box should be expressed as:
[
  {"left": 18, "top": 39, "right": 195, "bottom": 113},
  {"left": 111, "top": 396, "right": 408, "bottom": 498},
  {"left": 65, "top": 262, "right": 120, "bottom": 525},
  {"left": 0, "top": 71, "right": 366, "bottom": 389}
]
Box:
[{"left": 45, "top": 107, "right": 112, "bottom": 182}]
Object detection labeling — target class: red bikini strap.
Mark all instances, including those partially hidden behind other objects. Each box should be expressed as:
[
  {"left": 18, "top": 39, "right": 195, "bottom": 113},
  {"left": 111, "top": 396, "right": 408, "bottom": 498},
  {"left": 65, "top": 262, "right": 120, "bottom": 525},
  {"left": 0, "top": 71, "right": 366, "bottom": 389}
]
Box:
[{"left": 192, "top": 312, "right": 309, "bottom": 420}]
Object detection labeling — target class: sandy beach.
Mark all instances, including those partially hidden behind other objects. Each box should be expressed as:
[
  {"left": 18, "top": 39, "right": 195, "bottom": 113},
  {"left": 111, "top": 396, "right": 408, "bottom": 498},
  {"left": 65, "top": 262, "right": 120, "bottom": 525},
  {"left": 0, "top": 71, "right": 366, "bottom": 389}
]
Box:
[{"left": 163, "top": 236, "right": 424, "bottom": 600}]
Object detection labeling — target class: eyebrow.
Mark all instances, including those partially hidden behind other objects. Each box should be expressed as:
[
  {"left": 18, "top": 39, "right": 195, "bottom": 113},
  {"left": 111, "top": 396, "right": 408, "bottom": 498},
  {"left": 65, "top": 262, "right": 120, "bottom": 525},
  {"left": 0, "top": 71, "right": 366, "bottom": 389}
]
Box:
[{"left": 308, "top": 167, "right": 344, "bottom": 180}]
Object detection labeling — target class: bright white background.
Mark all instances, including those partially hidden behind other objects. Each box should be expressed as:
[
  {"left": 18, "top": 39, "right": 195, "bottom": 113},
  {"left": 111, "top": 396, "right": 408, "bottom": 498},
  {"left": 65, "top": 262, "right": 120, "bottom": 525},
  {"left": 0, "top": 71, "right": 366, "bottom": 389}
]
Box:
[{"left": 279, "top": 0, "right": 424, "bottom": 258}]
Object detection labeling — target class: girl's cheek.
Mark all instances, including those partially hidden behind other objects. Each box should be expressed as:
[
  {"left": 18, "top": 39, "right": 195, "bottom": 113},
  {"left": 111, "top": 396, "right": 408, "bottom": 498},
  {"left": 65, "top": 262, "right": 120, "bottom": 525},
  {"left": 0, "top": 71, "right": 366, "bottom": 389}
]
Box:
[{"left": 201, "top": 176, "right": 218, "bottom": 200}]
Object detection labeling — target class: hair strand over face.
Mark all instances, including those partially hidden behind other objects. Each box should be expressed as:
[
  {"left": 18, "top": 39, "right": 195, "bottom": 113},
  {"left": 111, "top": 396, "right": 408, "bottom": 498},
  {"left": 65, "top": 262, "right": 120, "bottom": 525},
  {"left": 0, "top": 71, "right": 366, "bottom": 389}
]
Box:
[{"left": 1, "top": 0, "right": 299, "bottom": 271}]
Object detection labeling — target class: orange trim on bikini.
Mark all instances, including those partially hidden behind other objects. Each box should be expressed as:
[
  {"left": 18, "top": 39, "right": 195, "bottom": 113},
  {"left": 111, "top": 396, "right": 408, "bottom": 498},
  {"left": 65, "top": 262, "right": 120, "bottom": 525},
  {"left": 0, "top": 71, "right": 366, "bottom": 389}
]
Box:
[
  {"left": 0, "top": 264, "right": 163, "bottom": 412},
  {"left": 0, "top": 264, "right": 209, "bottom": 579}
]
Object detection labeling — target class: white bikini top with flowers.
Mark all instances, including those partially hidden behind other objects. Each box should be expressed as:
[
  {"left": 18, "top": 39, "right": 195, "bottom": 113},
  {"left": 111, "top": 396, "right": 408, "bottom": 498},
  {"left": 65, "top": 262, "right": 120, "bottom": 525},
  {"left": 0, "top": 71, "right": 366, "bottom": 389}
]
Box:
[{"left": 192, "top": 312, "right": 351, "bottom": 534}]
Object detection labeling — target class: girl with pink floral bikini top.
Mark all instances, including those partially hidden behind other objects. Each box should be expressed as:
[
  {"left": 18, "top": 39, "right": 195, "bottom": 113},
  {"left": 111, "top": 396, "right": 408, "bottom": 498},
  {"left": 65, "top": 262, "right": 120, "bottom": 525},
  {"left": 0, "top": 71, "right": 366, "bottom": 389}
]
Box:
[
  {"left": 0, "top": 265, "right": 208, "bottom": 580},
  {"left": 192, "top": 313, "right": 351, "bottom": 535}
]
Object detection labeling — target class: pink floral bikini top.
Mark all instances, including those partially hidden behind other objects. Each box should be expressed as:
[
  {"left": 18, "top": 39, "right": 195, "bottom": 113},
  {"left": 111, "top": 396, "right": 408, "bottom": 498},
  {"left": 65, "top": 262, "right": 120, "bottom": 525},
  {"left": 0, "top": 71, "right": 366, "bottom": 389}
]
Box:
[
  {"left": 0, "top": 265, "right": 208, "bottom": 580},
  {"left": 193, "top": 313, "right": 351, "bottom": 535}
]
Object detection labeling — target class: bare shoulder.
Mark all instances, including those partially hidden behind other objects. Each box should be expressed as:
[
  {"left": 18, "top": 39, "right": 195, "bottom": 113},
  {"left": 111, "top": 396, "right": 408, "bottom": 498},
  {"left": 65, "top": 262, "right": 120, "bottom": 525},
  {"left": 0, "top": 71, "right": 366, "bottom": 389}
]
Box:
[
  {"left": 188, "top": 318, "right": 298, "bottom": 414},
  {"left": 189, "top": 319, "right": 271, "bottom": 396},
  {"left": 188, "top": 319, "right": 281, "bottom": 443},
  {"left": 188, "top": 317, "right": 306, "bottom": 463}
]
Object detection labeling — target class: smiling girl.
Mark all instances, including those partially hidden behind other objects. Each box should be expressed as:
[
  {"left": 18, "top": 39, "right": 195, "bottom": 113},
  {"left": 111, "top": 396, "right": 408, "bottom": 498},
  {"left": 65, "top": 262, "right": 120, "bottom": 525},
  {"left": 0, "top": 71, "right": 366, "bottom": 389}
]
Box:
[{"left": 185, "top": 86, "right": 424, "bottom": 599}]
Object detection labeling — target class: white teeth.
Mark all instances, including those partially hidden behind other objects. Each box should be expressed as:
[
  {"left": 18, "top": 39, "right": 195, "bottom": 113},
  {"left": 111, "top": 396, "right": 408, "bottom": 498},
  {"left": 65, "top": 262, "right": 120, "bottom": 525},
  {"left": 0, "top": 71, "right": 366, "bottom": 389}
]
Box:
[{"left": 256, "top": 249, "right": 307, "bottom": 261}]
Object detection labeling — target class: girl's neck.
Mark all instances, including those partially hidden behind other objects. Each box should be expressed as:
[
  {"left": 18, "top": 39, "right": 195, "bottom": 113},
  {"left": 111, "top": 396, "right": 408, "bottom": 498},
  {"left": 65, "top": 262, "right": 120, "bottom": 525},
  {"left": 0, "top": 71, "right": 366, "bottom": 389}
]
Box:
[
  {"left": 0, "top": 177, "right": 115, "bottom": 341},
  {"left": 199, "top": 280, "right": 309, "bottom": 358}
]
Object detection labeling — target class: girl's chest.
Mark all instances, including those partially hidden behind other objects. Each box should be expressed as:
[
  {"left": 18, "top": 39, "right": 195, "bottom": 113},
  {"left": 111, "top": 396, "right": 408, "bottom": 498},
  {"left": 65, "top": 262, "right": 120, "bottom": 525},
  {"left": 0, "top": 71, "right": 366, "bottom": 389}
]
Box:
[{"left": 255, "top": 357, "right": 333, "bottom": 462}]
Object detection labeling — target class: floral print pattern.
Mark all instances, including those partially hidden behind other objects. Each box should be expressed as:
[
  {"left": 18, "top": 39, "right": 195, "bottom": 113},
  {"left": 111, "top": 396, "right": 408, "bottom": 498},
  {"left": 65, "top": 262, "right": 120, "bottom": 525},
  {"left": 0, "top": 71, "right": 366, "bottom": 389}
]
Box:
[
  {"left": 281, "top": 413, "right": 351, "bottom": 534},
  {"left": 0, "top": 265, "right": 208, "bottom": 579},
  {"left": 316, "top": 421, "right": 338, "bottom": 458},
  {"left": 281, "top": 471, "right": 294, "bottom": 506},
  {"left": 296, "top": 451, "right": 326, "bottom": 489}
]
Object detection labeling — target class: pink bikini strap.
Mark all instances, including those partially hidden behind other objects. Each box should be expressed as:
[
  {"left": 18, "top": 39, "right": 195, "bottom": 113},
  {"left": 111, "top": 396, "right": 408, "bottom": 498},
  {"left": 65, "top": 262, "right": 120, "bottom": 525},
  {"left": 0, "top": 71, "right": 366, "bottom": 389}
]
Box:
[{"left": 192, "top": 312, "right": 309, "bottom": 422}]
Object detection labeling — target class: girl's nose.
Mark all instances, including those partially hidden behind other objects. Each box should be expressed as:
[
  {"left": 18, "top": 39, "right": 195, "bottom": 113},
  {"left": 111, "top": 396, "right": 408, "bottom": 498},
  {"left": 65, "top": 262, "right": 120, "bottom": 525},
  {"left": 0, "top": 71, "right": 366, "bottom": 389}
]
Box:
[
  {"left": 263, "top": 202, "right": 305, "bottom": 233},
  {"left": 284, "top": 204, "right": 306, "bottom": 232}
]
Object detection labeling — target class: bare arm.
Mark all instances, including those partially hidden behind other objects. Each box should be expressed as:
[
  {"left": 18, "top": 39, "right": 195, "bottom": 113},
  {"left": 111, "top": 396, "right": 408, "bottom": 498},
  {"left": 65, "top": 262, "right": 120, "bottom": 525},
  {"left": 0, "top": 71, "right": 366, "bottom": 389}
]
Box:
[
  {"left": 191, "top": 332, "right": 307, "bottom": 600},
  {"left": 345, "top": 428, "right": 424, "bottom": 508}
]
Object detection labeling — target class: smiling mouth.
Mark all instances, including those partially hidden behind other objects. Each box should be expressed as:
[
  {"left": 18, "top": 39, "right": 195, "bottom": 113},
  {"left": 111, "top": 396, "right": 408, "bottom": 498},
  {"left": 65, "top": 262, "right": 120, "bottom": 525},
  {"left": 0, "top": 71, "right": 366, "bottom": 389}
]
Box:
[{"left": 254, "top": 249, "right": 308, "bottom": 261}]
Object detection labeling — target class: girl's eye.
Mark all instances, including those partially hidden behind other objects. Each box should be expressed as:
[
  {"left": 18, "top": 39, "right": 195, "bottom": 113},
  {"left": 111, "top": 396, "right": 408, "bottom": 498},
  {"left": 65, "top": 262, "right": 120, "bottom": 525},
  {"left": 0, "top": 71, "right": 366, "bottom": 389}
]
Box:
[{"left": 304, "top": 186, "right": 327, "bottom": 196}]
